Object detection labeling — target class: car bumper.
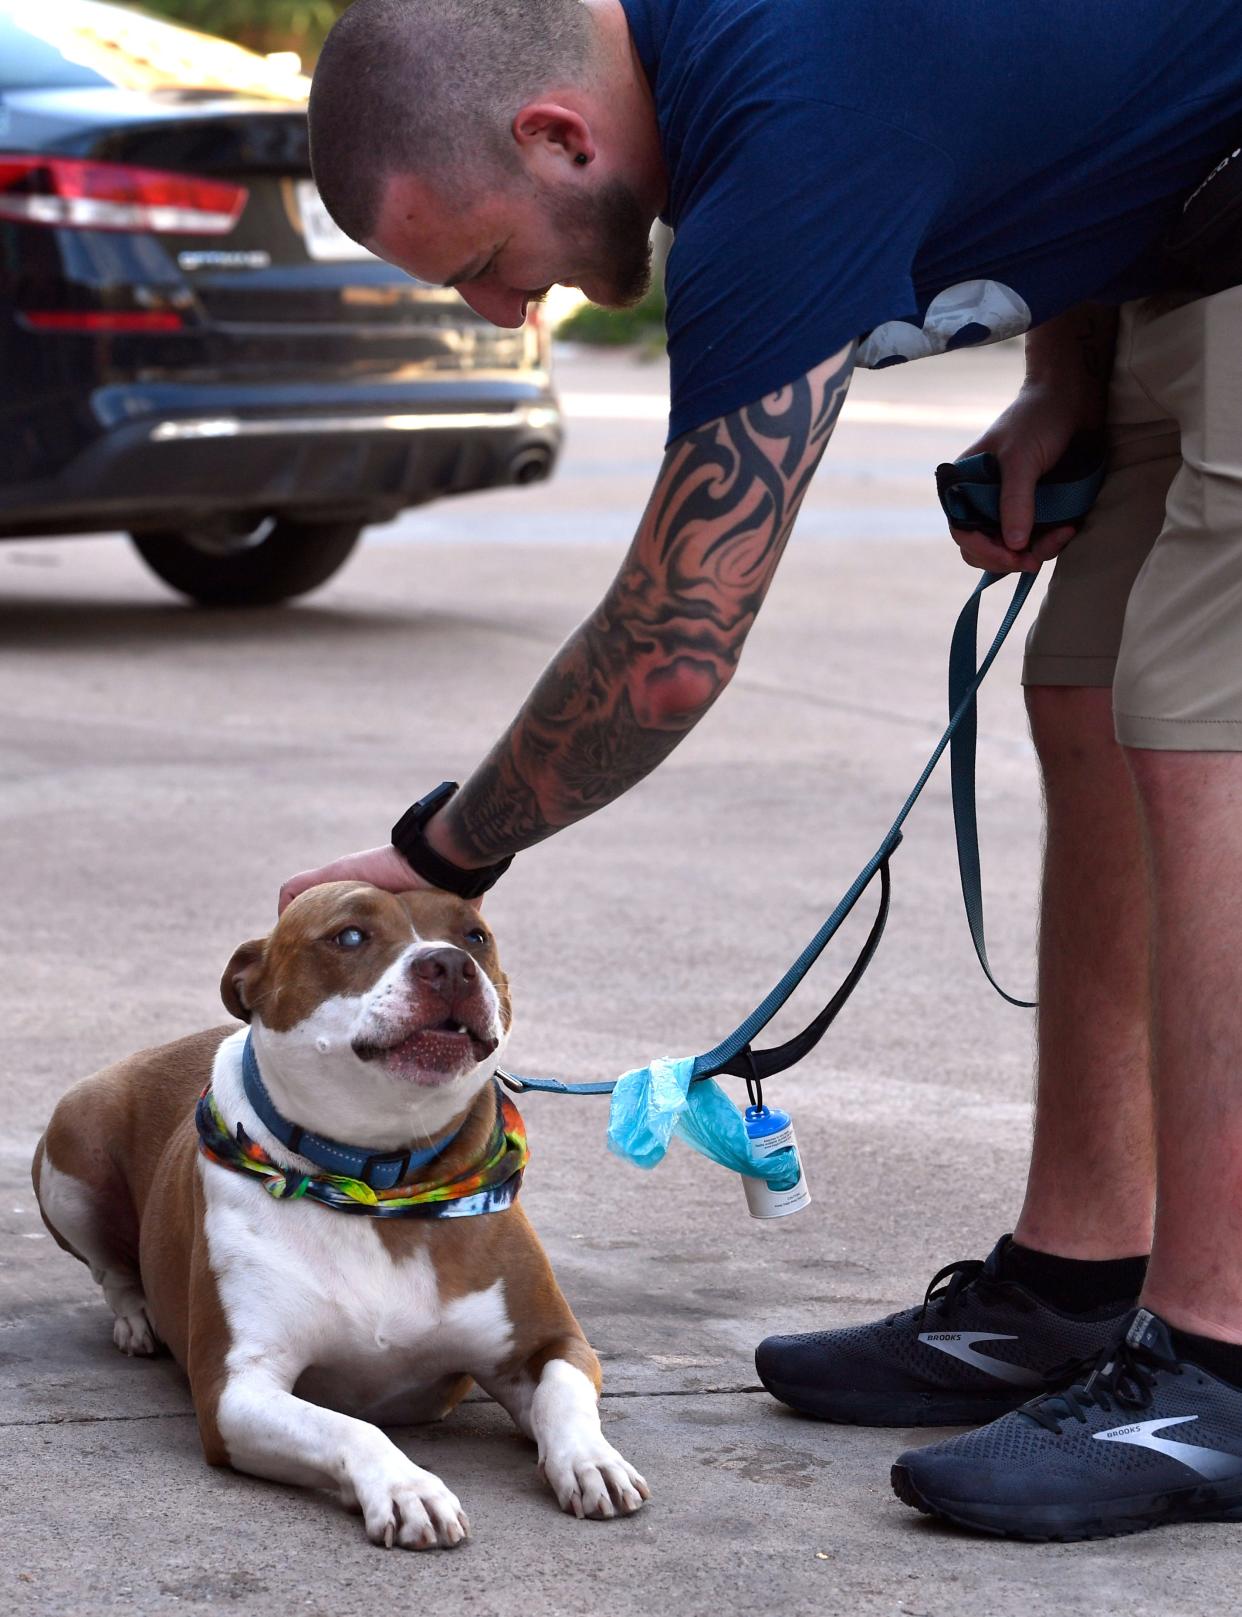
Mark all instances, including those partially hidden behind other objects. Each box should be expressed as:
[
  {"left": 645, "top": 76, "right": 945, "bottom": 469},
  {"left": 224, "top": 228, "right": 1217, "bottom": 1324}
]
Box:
[{"left": 0, "top": 380, "right": 562, "bottom": 537}]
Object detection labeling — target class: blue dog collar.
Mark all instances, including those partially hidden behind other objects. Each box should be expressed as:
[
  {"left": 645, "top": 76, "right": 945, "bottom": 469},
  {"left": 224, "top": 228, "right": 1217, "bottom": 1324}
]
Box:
[{"left": 241, "top": 1032, "right": 463, "bottom": 1191}]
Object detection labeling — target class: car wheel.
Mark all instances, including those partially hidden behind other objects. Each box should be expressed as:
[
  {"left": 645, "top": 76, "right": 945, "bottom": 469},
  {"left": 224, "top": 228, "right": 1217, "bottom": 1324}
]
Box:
[{"left": 131, "top": 515, "right": 363, "bottom": 606}]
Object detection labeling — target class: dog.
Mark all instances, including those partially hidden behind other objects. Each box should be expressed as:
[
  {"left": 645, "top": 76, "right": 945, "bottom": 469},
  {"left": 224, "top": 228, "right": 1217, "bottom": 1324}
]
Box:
[{"left": 31, "top": 881, "right": 649, "bottom": 1549}]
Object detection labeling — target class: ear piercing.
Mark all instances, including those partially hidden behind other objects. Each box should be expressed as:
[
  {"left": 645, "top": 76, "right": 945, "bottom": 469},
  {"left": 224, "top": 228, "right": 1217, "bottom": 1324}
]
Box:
[{"left": 574, "top": 153, "right": 588, "bottom": 166}]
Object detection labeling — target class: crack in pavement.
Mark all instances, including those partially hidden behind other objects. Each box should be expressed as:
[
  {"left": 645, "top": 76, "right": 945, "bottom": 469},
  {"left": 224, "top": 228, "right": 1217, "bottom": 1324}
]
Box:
[
  {"left": 0, "top": 1410, "right": 196, "bottom": 1428},
  {"left": 0, "top": 1384, "right": 767, "bottom": 1430}
]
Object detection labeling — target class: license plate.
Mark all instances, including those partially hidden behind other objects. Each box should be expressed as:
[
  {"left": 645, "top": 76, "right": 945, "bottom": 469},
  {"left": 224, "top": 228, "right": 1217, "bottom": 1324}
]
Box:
[{"left": 295, "top": 178, "right": 375, "bottom": 262}]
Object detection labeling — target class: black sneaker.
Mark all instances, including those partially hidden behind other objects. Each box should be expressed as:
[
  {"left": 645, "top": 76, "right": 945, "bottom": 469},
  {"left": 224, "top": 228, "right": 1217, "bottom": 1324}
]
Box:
[
  {"left": 754, "top": 1237, "right": 1134, "bottom": 1425},
  {"left": 892, "top": 1308, "right": 1242, "bottom": 1540}
]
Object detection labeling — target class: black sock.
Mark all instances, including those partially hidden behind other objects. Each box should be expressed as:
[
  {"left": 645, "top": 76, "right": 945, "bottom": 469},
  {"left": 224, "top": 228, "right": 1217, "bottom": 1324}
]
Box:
[
  {"left": 1168, "top": 1325, "right": 1242, "bottom": 1392},
  {"left": 998, "top": 1237, "right": 1148, "bottom": 1315}
]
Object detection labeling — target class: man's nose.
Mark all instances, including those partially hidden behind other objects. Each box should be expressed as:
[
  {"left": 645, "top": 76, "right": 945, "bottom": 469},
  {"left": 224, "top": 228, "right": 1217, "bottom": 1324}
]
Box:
[
  {"left": 456, "top": 284, "right": 527, "bottom": 328},
  {"left": 410, "top": 946, "right": 478, "bottom": 992}
]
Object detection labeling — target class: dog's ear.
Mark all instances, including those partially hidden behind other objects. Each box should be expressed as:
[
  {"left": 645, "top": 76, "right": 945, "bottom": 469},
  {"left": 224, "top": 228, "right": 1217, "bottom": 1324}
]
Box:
[{"left": 221, "top": 937, "right": 267, "bottom": 1023}]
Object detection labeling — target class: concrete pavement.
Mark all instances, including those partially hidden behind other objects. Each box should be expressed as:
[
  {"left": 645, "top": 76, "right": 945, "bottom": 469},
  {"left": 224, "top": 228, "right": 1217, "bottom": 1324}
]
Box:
[{"left": 2, "top": 346, "right": 1230, "bottom": 1615}]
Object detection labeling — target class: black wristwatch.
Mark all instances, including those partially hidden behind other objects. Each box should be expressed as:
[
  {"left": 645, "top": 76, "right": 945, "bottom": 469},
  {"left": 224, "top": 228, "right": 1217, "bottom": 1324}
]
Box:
[{"left": 390, "top": 781, "right": 513, "bottom": 900}]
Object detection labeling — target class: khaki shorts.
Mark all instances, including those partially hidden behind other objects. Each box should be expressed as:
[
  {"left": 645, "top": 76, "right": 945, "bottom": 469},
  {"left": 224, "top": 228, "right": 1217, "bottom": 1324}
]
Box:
[{"left": 1022, "top": 286, "right": 1242, "bottom": 750}]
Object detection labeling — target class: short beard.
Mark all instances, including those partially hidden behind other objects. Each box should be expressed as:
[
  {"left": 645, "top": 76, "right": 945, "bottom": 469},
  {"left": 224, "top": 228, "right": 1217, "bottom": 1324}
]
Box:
[{"left": 552, "top": 176, "right": 653, "bottom": 308}]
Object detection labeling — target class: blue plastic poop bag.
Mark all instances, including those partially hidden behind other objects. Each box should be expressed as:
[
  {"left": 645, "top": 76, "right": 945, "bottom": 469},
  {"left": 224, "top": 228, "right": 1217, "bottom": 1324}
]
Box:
[{"left": 606, "top": 1057, "right": 799, "bottom": 1191}]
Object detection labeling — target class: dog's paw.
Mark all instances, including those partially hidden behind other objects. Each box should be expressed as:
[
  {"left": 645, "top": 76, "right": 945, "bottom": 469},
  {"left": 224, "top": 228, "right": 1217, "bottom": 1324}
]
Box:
[
  {"left": 541, "top": 1439, "right": 651, "bottom": 1520},
  {"left": 112, "top": 1306, "right": 157, "bottom": 1357},
  {"left": 353, "top": 1460, "right": 470, "bottom": 1550}
]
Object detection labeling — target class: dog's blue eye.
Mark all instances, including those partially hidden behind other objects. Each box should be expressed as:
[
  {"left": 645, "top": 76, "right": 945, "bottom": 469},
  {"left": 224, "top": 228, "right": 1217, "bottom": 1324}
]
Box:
[
  {"left": 333, "top": 927, "right": 367, "bottom": 948},
  {"left": 465, "top": 927, "right": 488, "bottom": 946}
]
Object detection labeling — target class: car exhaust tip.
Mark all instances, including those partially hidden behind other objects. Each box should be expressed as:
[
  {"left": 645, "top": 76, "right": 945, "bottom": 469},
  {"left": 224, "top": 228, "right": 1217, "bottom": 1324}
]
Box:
[{"left": 509, "top": 447, "right": 552, "bottom": 485}]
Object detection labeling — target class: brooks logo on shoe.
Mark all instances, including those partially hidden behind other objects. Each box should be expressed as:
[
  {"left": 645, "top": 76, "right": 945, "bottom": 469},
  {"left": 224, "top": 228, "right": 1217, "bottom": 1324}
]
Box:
[
  {"left": 916, "top": 1330, "right": 1044, "bottom": 1386},
  {"left": 1093, "top": 1416, "right": 1242, "bottom": 1480}
]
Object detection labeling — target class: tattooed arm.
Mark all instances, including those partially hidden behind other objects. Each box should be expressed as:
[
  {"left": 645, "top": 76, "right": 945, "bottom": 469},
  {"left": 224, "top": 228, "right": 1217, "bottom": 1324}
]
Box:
[
  {"left": 278, "top": 343, "right": 854, "bottom": 907},
  {"left": 438, "top": 342, "right": 855, "bottom": 863}
]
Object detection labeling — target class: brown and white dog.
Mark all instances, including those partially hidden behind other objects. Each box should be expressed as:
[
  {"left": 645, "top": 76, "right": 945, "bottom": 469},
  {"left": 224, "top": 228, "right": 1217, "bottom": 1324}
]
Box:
[{"left": 31, "top": 882, "right": 648, "bottom": 1549}]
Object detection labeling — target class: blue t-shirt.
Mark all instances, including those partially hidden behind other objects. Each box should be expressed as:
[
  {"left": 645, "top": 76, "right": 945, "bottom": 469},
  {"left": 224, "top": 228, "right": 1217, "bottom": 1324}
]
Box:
[{"left": 619, "top": 0, "right": 1242, "bottom": 440}]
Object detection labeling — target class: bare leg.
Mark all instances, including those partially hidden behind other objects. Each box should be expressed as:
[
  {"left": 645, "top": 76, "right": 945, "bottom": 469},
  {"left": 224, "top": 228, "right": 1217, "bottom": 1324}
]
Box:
[
  {"left": 1127, "top": 747, "right": 1242, "bottom": 1341},
  {"left": 1013, "top": 685, "right": 1155, "bottom": 1258}
]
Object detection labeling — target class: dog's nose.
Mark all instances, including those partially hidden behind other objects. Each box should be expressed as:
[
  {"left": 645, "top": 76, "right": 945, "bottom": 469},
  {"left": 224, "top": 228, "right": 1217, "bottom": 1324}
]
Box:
[{"left": 409, "top": 947, "right": 477, "bottom": 990}]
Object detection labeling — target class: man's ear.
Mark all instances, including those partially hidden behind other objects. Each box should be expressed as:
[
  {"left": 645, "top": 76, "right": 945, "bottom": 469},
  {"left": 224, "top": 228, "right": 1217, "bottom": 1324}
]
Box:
[
  {"left": 221, "top": 937, "right": 267, "bottom": 1023},
  {"left": 512, "top": 101, "right": 593, "bottom": 167}
]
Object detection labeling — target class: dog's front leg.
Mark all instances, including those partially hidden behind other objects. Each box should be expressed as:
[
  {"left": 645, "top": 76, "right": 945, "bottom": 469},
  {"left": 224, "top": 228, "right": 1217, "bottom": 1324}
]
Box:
[
  {"left": 213, "top": 1369, "right": 470, "bottom": 1549},
  {"left": 485, "top": 1342, "right": 650, "bottom": 1520}
]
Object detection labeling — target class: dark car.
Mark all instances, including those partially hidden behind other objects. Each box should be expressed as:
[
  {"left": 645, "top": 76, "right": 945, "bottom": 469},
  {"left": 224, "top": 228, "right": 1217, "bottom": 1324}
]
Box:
[{"left": 0, "top": 0, "right": 561, "bottom": 604}]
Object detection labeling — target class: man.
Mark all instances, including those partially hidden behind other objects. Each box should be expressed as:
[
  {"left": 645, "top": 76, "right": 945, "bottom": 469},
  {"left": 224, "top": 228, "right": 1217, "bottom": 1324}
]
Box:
[{"left": 289, "top": 0, "right": 1242, "bottom": 1538}]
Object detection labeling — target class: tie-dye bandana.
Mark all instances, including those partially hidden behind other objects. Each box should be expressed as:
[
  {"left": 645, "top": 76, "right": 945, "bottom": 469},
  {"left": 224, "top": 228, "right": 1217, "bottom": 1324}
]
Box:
[{"left": 196, "top": 1079, "right": 527, "bottom": 1219}]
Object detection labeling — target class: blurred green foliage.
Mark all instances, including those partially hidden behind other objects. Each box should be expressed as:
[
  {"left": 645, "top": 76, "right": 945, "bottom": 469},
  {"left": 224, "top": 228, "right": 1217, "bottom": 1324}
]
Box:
[
  {"left": 556, "top": 284, "right": 667, "bottom": 347},
  {"left": 139, "top": 0, "right": 351, "bottom": 58}
]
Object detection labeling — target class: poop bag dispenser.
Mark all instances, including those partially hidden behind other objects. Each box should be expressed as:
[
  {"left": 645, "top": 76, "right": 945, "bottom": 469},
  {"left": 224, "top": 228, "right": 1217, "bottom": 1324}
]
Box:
[
  {"left": 741, "top": 1105, "right": 812, "bottom": 1219},
  {"left": 606, "top": 1057, "right": 809, "bottom": 1218}
]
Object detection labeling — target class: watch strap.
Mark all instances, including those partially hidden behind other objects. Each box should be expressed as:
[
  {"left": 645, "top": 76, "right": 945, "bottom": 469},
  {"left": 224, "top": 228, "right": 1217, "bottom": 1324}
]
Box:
[{"left": 390, "top": 782, "right": 513, "bottom": 900}]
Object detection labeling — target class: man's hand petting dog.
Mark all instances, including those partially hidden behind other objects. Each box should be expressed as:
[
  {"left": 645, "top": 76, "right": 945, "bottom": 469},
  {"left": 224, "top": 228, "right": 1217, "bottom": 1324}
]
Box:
[{"left": 279, "top": 843, "right": 435, "bottom": 914}]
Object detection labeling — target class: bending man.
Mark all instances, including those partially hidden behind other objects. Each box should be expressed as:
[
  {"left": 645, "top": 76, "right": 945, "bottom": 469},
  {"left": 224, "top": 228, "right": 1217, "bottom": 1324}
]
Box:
[{"left": 287, "top": 0, "right": 1242, "bottom": 1539}]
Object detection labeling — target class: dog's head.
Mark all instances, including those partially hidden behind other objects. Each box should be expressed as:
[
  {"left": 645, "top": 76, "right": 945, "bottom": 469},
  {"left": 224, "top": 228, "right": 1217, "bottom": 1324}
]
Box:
[{"left": 221, "top": 882, "right": 511, "bottom": 1147}]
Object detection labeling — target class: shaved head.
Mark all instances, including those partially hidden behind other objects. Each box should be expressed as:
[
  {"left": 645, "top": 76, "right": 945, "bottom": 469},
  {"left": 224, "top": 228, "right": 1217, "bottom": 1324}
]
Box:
[{"left": 309, "top": 0, "right": 596, "bottom": 243}]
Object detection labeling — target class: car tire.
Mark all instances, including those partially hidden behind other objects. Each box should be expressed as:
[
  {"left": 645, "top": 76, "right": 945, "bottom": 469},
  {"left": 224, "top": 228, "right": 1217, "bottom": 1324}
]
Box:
[{"left": 131, "top": 516, "right": 363, "bottom": 606}]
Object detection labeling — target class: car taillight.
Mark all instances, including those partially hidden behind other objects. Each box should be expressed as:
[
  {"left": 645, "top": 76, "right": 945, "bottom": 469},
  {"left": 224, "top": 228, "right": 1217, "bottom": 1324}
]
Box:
[
  {"left": 0, "top": 156, "right": 248, "bottom": 235},
  {"left": 21, "top": 310, "right": 186, "bottom": 333}
]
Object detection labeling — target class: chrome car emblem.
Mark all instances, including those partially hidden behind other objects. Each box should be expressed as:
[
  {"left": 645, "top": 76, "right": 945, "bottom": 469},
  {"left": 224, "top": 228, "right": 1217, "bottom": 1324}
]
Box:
[{"left": 177, "top": 250, "right": 271, "bottom": 271}]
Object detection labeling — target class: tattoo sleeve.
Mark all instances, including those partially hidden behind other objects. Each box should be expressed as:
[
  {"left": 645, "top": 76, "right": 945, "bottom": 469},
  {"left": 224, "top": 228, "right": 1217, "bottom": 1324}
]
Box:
[
  {"left": 438, "top": 343, "right": 856, "bottom": 865},
  {"left": 1071, "top": 304, "right": 1120, "bottom": 389},
  {"left": 1025, "top": 303, "right": 1119, "bottom": 419}
]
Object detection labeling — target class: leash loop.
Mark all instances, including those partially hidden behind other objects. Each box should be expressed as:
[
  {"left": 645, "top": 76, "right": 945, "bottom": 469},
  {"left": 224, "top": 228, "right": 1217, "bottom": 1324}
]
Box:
[
  {"left": 706, "top": 852, "right": 893, "bottom": 1085},
  {"left": 948, "top": 573, "right": 1038, "bottom": 1008}
]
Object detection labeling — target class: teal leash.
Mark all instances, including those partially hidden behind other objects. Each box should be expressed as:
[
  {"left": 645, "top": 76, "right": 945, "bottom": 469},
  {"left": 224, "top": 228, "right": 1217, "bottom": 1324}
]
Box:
[{"left": 498, "top": 568, "right": 1038, "bottom": 1100}]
